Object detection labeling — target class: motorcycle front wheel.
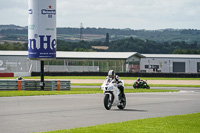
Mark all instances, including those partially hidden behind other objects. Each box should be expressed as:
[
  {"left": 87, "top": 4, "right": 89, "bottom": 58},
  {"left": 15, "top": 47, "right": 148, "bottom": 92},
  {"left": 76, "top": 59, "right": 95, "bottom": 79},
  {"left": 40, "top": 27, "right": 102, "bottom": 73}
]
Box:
[
  {"left": 147, "top": 85, "right": 150, "bottom": 89},
  {"left": 117, "top": 94, "right": 126, "bottom": 110},
  {"left": 104, "top": 94, "right": 112, "bottom": 110}
]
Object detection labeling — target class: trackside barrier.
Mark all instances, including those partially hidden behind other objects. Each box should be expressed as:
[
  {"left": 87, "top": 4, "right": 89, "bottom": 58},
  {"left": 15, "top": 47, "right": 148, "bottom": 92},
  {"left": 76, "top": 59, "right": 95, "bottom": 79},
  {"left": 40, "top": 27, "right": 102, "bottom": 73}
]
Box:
[
  {"left": 24, "top": 80, "right": 39, "bottom": 90},
  {"left": 24, "top": 81, "right": 52, "bottom": 91},
  {"left": 0, "top": 80, "right": 70, "bottom": 91},
  {"left": 0, "top": 80, "right": 25, "bottom": 90},
  {"left": 17, "top": 81, "right": 21, "bottom": 91},
  {"left": 57, "top": 80, "right": 60, "bottom": 91},
  {"left": 32, "top": 72, "right": 200, "bottom": 78},
  {"left": 51, "top": 80, "right": 71, "bottom": 91}
]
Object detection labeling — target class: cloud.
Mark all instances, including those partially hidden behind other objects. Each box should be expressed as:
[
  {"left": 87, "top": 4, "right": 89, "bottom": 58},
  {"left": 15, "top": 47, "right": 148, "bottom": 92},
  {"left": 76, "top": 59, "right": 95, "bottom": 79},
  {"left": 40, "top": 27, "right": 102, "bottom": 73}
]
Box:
[
  {"left": 0, "top": 0, "right": 27, "bottom": 25},
  {"left": 57, "top": 0, "right": 200, "bottom": 29},
  {"left": 0, "top": 0, "right": 27, "bottom": 10},
  {"left": 0, "top": 0, "right": 199, "bottom": 29}
]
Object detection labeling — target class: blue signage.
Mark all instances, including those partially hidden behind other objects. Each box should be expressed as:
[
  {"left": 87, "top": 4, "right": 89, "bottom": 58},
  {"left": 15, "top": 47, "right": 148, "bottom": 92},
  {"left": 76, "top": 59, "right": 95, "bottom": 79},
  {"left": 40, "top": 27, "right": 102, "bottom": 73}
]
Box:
[
  {"left": 28, "top": 9, "right": 33, "bottom": 14},
  {"left": 28, "top": 35, "right": 56, "bottom": 59}
]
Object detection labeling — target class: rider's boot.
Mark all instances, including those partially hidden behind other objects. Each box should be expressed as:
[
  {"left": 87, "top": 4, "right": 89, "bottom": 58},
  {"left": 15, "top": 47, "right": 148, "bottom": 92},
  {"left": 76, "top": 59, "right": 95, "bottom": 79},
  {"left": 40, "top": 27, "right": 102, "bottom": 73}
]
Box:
[
  {"left": 118, "top": 92, "right": 125, "bottom": 102},
  {"left": 121, "top": 93, "right": 125, "bottom": 102},
  {"left": 118, "top": 85, "right": 125, "bottom": 102}
]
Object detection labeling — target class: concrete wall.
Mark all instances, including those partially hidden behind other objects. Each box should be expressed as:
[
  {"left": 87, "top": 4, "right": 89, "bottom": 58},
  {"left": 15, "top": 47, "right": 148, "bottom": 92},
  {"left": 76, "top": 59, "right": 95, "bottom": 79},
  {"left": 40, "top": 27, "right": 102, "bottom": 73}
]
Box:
[
  {"left": 0, "top": 56, "right": 100, "bottom": 73},
  {"left": 14, "top": 72, "right": 31, "bottom": 77},
  {"left": 0, "top": 56, "right": 38, "bottom": 73},
  {"left": 44, "top": 65, "right": 99, "bottom": 72}
]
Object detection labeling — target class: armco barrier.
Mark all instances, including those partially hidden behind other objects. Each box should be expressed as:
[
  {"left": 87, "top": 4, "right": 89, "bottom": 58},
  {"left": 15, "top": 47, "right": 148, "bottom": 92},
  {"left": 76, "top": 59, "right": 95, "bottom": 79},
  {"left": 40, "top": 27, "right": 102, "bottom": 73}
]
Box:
[
  {"left": 51, "top": 80, "right": 71, "bottom": 91},
  {"left": 24, "top": 81, "right": 52, "bottom": 91},
  {"left": 0, "top": 80, "right": 25, "bottom": 90},
  {"left": 0, "top": 80, "right": 70, "bottom": 91}
]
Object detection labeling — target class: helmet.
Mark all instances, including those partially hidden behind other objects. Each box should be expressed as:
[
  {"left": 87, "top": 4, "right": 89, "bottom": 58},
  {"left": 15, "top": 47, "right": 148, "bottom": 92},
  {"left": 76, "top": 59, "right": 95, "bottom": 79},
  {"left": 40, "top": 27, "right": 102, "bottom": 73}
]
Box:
[
  {"left": 137, "top": 77, "right": 140, "bottom": 81},
  {"left": 108, "top": 70, "right": 115, "bottom": 79}
]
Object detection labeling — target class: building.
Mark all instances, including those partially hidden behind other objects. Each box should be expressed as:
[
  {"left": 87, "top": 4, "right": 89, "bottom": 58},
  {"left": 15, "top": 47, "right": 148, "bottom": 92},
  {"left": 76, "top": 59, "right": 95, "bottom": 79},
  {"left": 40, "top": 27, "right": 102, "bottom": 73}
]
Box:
[
  {"left": 140, "top": 54, "right": 200, "bottom": 73},
  {"left": 0, "top": 51, "right": 143, "bottom": 76},
  {"left": 0, "top": 51, "right": 200, "bottom": 76}
]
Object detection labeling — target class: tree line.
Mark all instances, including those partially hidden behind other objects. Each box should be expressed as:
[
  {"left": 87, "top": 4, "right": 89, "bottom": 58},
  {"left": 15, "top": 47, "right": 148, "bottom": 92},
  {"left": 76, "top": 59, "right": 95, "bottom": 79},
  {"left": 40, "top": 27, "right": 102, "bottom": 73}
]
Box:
[
  {"left": 1, "top": 26, "right": 200, "bottom": 43},
  {"left": 107, "top": 37, "right": 200, "bottom": 54},
  {"left": 0, "top": 37, "right": 200, "bottom": 54}
]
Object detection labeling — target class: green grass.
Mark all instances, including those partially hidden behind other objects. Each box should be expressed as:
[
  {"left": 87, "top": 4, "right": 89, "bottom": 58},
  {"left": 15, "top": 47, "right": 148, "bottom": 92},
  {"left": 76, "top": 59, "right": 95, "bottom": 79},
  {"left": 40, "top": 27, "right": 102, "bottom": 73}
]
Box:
[
  {"left": 0, "top": 88, "right": 178, "bottom": 97},
  {"left": 43, "top": 113, "right": 200, "bottom": 133},
  {"left": 125, "top": 84, "right": 200, "bottom": 88},
  {"left": 0, "top": 76, "right": 200, "bottom": 80},
  {"left": 0, "top": 88, "right": 101, "bottom": 97},
  {"left": 71, "top": 83, "right": 200, "bottom": 88},
  {"left": 149, "top": 84, "right": 200, "bottom": 88}
]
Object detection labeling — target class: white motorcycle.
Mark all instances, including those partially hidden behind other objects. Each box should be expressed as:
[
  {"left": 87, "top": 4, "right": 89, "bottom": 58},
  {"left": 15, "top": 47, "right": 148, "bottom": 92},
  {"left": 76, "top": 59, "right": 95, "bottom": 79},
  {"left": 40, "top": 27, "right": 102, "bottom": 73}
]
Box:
[{"left": 101, "top": 79, "right": 126, "bottom": 110}]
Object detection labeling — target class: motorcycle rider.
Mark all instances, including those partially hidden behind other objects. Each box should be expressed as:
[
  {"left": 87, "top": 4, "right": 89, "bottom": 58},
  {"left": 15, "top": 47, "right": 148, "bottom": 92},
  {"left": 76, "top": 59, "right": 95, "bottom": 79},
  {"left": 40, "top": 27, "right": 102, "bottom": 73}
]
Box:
[
  {"left": 136, "top": 77, "right": 143, "bottom": 84},
  {"left": 136, "top": 77, "right": 141, "bottom": 84},
  {"left": 16, "top": 76, "right": 23, "bottom": 80},
  {"left": 106, "top": 70, "right": 125, "bottom": 99}
]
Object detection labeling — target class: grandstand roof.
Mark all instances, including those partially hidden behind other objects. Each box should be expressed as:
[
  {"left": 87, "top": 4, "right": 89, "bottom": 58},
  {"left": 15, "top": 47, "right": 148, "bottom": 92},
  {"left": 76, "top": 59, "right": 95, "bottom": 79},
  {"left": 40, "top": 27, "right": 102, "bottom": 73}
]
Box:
[
  {"left": 143, "top": 54, "right": 200, "bottom": 59},
  {"left": 0, "top": 51, "right": 144, "bottom": 60}
]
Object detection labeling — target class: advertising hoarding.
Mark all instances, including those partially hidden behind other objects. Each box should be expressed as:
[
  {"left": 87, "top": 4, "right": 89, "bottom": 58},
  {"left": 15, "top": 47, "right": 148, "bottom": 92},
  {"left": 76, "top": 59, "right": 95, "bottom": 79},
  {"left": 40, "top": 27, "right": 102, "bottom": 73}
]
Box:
[{"left": 28, "top": 0, "right": 56, "bottom": 59}]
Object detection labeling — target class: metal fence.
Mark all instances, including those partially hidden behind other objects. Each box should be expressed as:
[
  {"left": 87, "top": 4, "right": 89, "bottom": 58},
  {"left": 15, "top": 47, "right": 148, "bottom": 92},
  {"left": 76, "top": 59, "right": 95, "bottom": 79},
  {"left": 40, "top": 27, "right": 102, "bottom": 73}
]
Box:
[
  {"left": 0, "top": 80, "right": 25, "bottom": 90},
  {"left": 0, "top": 80, "right": 71, "bottom": 91},
  {"left": 32, "top": 71, "right": 200, "bottom": 77}
]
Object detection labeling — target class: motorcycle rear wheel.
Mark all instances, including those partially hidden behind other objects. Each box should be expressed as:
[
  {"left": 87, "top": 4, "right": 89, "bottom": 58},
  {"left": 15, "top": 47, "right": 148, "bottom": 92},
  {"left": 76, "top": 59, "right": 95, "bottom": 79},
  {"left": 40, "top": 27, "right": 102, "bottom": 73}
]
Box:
[{"left": 104, "top": 94, "right": 112, "bottom": 110}]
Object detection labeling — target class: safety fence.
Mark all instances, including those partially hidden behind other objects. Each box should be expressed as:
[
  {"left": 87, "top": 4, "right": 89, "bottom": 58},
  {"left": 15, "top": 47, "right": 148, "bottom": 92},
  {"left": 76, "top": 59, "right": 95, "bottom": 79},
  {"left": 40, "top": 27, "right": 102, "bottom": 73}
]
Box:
[
  {"left": 32, "top": 72, "right": 200, "bottom": 78},
  {"left": 0, "top": 80, "right": 70, "bottom": 91}
]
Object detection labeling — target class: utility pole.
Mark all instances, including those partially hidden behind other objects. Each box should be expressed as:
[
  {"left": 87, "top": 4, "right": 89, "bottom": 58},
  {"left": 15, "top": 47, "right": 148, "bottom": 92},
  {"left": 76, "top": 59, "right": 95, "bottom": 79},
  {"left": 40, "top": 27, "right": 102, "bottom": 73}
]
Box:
[{"left": 40, "top": 61, "right": 44, "bottom": 90}]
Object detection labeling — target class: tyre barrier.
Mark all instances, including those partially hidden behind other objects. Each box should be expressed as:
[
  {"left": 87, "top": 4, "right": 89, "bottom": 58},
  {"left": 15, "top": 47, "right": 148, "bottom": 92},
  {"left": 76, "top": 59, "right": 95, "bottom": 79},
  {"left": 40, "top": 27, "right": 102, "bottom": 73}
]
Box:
[{"left": 0, "top": 80, "right": 70, "bottom": 91}]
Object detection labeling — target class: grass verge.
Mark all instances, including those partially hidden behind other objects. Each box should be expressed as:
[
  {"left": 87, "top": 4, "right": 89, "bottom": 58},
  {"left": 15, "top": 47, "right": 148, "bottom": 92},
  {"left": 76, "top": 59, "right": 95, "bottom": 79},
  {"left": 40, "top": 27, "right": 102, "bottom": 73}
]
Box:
[
  {"left": 71, "top": 83, "right": 200, "bottom": 88},
  {"left": 148, "top": 84, "right": 200, "bottom": 88},
  {"left": 42, "top": 113, "right": 200, "bottom": 133},
  {"left": 0, "top": 88, "right": 178, "bottom": 97}
]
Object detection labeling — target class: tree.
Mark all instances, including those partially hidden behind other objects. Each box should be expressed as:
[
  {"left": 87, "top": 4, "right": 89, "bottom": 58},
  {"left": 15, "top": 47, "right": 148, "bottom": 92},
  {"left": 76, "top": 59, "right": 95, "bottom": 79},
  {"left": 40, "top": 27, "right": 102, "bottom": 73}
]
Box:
[{"left": 105, "top": 33, "right": 110, "bottom": 46}]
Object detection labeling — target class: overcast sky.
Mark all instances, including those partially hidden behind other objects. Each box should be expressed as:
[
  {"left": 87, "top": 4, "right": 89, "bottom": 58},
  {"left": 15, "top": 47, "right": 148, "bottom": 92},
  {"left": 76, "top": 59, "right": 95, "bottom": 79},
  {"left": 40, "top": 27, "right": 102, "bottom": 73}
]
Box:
[{"left": 0, "top": 0, "right": 199, "bottom": 30}]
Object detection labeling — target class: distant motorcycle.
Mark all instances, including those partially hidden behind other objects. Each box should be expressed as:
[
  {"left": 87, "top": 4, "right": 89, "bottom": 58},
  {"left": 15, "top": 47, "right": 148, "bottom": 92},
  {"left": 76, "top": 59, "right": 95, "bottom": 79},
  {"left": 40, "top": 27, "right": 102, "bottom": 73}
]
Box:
[
  {"left": 101, "top": 79, "right": 126, "bottom": 110},
  {"left": 133, "top": 80, "right": 150, "bottom": 89}
]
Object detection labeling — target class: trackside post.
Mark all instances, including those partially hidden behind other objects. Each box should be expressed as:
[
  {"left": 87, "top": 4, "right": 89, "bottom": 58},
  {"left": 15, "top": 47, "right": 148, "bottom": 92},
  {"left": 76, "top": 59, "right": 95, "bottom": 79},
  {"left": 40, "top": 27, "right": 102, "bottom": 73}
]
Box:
[
  {"left": 57, "top": 80, "right": 60, "bottom": 91},
  {"left": 17, "top": 81, "right": 21, "bottom": 91}
]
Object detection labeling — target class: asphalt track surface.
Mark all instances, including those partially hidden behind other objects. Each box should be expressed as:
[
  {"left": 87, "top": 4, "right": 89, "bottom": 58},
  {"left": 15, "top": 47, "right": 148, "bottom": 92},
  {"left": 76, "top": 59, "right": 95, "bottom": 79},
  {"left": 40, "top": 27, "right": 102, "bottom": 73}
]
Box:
[{"left": 0, "top": 87, "right": 200, "bottom": 133}]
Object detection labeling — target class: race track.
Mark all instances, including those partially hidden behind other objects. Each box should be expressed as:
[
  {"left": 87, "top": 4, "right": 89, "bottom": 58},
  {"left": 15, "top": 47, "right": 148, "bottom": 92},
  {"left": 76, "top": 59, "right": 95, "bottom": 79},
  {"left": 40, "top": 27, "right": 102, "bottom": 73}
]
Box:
[{"left": 0, "top": 88, "right": 200, "bottom": 133}]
